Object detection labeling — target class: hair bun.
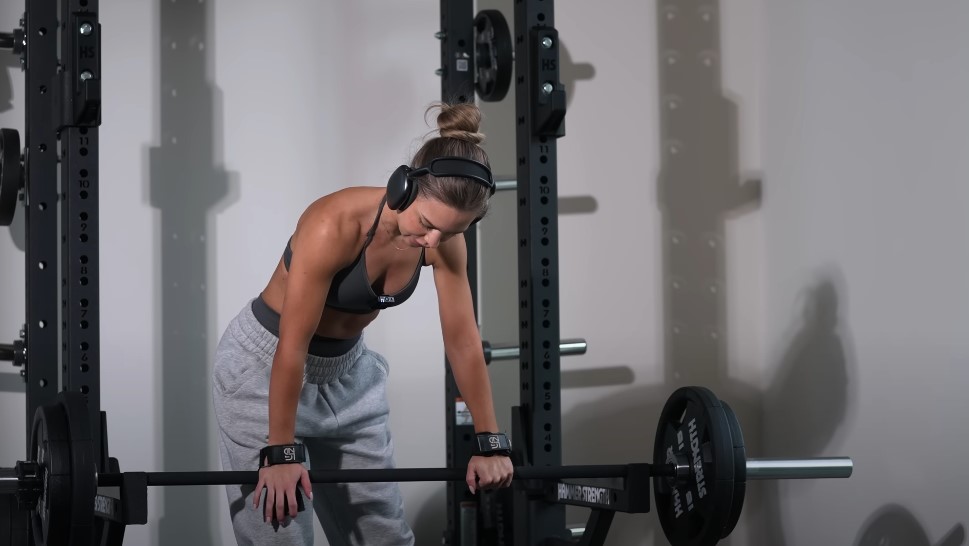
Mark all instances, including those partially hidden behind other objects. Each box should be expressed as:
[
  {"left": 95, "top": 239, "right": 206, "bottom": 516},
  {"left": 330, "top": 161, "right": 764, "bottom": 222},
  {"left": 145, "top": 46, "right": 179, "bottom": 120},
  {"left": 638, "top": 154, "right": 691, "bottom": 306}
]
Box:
[{"left": 432, "top": 102, "right": 485, "bottom": 145}]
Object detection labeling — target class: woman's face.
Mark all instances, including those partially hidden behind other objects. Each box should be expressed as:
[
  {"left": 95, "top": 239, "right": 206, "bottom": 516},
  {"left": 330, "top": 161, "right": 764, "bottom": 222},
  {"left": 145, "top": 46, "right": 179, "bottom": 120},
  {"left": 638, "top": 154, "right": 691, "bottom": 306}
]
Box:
[{"left": 397, "top": 197, "right": 478, "bottom": 248}]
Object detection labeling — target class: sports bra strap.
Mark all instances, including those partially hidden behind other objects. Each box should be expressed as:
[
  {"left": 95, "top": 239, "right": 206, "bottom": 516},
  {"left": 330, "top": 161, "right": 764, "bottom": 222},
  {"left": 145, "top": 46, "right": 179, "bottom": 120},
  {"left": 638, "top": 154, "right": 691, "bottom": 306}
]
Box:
[{"left": 363, "top": 195, "right": 388, "bottom": 247}]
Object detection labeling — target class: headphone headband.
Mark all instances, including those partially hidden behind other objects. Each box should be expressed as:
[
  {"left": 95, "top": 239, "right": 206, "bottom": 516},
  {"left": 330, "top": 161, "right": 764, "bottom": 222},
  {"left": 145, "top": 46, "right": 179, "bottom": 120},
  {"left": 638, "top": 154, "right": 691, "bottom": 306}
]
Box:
[
  {"left": 408, "top": 156, "right": 495, "bottom": 195},
  {"left": 386, "top": 155, "right": 495, "bottom": 212}
]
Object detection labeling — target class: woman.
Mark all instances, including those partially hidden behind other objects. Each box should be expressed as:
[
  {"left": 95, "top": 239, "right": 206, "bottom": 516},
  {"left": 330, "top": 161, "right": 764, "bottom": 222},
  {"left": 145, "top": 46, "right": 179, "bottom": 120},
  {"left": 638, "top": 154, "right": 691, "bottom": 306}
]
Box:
[{"left": 211, "top": 102, "right": 514, "bottom": 546}]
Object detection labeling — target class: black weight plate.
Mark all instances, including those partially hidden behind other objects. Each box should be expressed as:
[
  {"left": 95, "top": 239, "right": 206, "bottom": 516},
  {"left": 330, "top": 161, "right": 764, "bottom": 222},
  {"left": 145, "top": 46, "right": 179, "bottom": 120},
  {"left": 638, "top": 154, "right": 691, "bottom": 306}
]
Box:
[
  {"left": 719, "top": 400, "right": 746, "bottom": 539},
  {"left": 474, "top": 10, "right": 513, "bottom": 102},
  {"left": 653, "top": 386, "right": 735, "bottom": 546},
  {"left": 30, "top": 402, "right": 73, "bottom": 546},
  {"left": 0, "top": 128, "right": 23, "bottom": 226},
  {"left": 59, "top": 392, "right": 96, "bottom": 546}
]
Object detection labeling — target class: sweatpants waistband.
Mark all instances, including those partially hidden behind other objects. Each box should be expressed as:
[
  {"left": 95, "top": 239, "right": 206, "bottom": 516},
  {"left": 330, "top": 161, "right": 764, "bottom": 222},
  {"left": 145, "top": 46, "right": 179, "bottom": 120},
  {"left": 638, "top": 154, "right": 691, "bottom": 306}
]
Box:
[
  {"left": 250, "top": 295, "right": 361, "bottom": 357},
  {"left": 229, "top": 298, "right": 364, "bottom": 384}
]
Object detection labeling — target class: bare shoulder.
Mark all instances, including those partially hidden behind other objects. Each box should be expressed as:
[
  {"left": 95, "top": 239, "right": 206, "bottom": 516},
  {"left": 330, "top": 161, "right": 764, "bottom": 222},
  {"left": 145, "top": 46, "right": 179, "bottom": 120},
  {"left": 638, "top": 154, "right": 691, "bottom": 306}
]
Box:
[{"left": 291, "top": 186, "right": 384, "bottom": 270}]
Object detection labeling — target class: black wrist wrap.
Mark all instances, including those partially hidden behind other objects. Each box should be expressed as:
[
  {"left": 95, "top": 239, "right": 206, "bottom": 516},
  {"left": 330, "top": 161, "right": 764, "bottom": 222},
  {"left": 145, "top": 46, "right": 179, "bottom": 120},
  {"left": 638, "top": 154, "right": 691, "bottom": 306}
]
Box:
[{"left": 259, "top": 444, "right": 306, "bottom": 467}]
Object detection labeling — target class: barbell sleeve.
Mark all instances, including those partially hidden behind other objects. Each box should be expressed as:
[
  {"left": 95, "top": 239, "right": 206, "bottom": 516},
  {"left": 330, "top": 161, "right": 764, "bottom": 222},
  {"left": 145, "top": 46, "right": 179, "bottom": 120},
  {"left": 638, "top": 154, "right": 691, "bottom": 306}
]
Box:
[
  {"left": 744, "top": 457, "right": 853, "bottom": 480},
  {"left": 482, "top": 338, "right": 587, "bottom": 364}
]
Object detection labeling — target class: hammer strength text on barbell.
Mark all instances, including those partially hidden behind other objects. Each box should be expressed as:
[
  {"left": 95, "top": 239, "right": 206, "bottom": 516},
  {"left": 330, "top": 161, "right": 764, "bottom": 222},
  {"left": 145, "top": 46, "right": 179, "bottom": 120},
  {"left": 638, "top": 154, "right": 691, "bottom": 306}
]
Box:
[{"left": 556, "top": 484, "right": 611, "bottom": 506}]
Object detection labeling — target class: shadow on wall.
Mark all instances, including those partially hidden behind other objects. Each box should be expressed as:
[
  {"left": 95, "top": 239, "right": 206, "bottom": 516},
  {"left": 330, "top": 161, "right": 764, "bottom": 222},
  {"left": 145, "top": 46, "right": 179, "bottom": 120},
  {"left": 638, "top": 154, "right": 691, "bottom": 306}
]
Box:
[
  {"left": 560, "top": 2, "right": 852, "bottom": 545},
  {"left": 761, "top": 274, "right": 856, "bottom": 545},
  {"left": 2, "top": 54, "right": 26, "bottom": 251},
  {"left": 145, "top": 0, "right": 238, "bottom": 543},
  {"left": 855, "top": 504, "right": 965, "bottom": 546},
  {"left": 560, "top": 41, "right": 595, "bottom": 110},
  {"left": 0, "top": 52, "right": 16, "bottom": 113}
]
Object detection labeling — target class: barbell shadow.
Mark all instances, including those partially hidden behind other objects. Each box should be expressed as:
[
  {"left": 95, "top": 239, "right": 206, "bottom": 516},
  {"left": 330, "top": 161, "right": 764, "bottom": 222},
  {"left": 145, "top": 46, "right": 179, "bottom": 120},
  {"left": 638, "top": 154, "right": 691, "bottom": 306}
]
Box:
[
  {"left": 559, "top": 40, "right": 596, "bottom": 110},
  {"left": 0, "top": 372, "right": 24, "bottom": 393},
  {"left": 558, "top": 195, "right": 598, "bottom": 215},
  {"left": 855, "top": 503, "right": 966, "bottom": 546},
  {"left": 561, "top": 366, "right": 635, "bottom": 389},
  {"left": 0, "top": 51, "right": 17, "bottom": 114}
]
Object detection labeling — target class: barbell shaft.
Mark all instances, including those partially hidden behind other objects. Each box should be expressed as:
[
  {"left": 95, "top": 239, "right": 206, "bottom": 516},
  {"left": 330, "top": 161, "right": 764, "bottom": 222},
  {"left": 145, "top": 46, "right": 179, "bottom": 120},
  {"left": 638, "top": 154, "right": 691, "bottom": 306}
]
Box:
[
  {"left": 0, "top": 467, "right": 17, "bottom": 493},
  {"left": 98, "top": 465, "right": 634, "bottom": 487},
  {"left": 93, "top": 456, "right": 851, "bottom": 488},
  {"left": 484, "top": 338, "right": 587, "bottom": 364}
]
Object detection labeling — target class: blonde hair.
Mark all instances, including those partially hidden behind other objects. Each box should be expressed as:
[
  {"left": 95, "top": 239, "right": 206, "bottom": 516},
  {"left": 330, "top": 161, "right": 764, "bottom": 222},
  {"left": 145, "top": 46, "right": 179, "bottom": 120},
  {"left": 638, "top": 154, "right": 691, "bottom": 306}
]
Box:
[{"left": 411, "top": 102, "right": 492, "bottom": 218}]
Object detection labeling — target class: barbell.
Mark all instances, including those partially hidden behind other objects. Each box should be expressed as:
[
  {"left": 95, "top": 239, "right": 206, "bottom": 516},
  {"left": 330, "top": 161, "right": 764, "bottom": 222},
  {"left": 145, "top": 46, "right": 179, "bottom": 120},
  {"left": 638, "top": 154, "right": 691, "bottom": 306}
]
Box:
[{"left": 0, "top": 386, "right": 852, "bottom": 546}]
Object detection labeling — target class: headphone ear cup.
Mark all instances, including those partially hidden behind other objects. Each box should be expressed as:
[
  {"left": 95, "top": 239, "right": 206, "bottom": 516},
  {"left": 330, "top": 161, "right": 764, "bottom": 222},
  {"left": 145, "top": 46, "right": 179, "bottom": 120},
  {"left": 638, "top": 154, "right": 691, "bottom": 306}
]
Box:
[{"left": 386, "top": 165, "right": 415, "bottom": 211}]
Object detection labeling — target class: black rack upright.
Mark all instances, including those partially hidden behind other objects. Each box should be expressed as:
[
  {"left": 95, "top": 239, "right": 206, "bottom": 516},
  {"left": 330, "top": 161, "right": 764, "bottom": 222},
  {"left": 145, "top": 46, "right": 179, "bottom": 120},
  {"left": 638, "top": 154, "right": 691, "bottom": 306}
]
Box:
[
  {"left": 511, "top": 0, "right": 567, "bottom": 543},
  {"left": 20, "top": 0, "right": 102, "bottom": 464},
  {"left": 438, "top": 1, "right": 480, "bottom": 545}
]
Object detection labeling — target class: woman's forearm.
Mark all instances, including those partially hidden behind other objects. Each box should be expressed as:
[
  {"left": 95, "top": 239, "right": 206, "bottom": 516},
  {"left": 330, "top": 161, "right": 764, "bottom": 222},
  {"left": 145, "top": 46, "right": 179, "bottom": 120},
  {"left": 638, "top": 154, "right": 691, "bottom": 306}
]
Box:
[{"left": 267, "top": 351, "right": 305, "bottom": 445}]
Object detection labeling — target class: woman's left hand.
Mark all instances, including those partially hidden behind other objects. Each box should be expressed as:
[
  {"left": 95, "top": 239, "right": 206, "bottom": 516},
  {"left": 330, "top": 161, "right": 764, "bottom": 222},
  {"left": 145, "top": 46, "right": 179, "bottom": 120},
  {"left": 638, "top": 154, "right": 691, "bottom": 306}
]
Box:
[{"left": 466, "top": 455, "right": 515, "bottom": 494}]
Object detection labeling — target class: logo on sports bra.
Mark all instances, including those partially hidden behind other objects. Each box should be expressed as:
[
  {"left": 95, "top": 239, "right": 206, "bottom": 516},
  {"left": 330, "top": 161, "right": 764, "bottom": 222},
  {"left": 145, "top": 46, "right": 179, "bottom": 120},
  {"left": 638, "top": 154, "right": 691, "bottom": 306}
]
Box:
[{"left": 378, "top": 296, "right": 395, "bottom": 304}]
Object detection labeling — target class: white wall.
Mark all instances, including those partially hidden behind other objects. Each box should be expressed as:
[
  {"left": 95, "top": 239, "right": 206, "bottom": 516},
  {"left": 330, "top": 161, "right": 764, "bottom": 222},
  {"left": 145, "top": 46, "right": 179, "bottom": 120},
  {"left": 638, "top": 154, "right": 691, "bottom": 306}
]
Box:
[
  {"left": 1, "top": 1, "right": 967, "bottom": 546},
  {"left": 761, "top": 1, "right": 969, "bottom": 544}
]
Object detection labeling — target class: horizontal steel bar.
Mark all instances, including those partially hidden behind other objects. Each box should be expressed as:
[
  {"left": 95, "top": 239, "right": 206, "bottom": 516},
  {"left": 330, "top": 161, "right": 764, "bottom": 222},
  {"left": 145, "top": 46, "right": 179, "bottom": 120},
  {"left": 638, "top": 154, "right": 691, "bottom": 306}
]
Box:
[
  {"left": 484, "top": 338, "right": 587, "bottom": 363},
  {"left": 4, "top": 456, "right": 852, "bottom": 494},
  {"left": 494, "top": 178, "right": 516, "bottom": 191},
  {"left": 99, "top": 464, "right": 636, "bottom": 487},
  {"left": 0, "top": 468, "right": 17, "bottom": 494},
  {"left": 745, "top": 457, "right": 853, "bottom": 480}
]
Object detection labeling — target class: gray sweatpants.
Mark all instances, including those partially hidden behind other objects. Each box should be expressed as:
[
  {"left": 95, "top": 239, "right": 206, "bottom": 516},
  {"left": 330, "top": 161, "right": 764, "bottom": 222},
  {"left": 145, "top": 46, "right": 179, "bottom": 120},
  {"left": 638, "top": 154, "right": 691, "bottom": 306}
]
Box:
[{"left": 212, "top": 301, "right": 415, "bottom": 546}]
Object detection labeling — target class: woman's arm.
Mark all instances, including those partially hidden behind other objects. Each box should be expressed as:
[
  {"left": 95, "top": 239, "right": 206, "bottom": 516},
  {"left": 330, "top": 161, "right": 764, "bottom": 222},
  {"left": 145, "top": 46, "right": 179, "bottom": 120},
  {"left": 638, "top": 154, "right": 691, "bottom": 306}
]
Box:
[
  {"left": 431, "top": 234, "right": 499, "bottom": 434},
  {"left": 255, "top": 205, "right": 358, "bottom": 521},
  {"left": 269, "top": 215, "right": 350, "bottom": 444},
  {"left": 432, "top": 235, "right": 513, "bottom": 493}
]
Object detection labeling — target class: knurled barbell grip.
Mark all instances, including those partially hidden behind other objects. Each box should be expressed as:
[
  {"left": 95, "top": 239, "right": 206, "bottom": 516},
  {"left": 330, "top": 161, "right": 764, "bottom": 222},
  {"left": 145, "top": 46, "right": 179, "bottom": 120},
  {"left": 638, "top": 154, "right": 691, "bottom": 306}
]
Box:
[{"left": 97, "top": 464, "right": 636, "bottom": 487}]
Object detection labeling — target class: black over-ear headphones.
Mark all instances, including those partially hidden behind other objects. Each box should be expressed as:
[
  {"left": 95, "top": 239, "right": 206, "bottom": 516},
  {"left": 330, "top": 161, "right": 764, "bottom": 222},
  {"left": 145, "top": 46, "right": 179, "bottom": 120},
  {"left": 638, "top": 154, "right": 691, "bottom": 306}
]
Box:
[{"left": 386, "top": 156, "right": 495, "bottom": 211}]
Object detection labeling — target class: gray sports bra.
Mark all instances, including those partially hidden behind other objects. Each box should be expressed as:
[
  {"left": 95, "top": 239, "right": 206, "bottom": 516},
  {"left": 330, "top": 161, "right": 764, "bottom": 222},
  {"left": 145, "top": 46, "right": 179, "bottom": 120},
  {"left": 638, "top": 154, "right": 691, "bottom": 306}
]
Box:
[{"left": 283, "top": 195, "right": 425, "bottom": 314}]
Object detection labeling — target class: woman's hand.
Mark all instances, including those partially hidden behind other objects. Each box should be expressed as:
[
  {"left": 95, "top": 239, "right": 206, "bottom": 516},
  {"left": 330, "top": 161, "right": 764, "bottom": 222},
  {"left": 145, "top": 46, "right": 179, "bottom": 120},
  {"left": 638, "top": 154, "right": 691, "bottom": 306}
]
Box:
[
  {"left": 254, "top": 463, "right": 313, "bottom": 523},
  {"left": 466, "top": 455, "right": 514, "bottom": 494}
]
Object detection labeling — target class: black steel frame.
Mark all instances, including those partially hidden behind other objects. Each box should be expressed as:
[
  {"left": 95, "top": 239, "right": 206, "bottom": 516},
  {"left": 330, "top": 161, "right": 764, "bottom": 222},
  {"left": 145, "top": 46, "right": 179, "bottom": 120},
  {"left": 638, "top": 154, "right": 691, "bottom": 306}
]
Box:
[
  {"left": 20, "top": 0, "right": 103, "bottom": 465},
  {"left": 438, "top": 1, "right": 480, "bottom": 544},
  {"left": 439, "top": 0, "right": 570, "bottom": 543}
]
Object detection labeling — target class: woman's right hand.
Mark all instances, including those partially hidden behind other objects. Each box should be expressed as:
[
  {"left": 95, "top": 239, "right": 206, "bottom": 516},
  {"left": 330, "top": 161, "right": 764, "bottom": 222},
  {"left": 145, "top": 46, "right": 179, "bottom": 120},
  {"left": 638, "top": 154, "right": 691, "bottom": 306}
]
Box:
[{"left": 254, "top": 463, "right": 313, "bottom": 524}]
